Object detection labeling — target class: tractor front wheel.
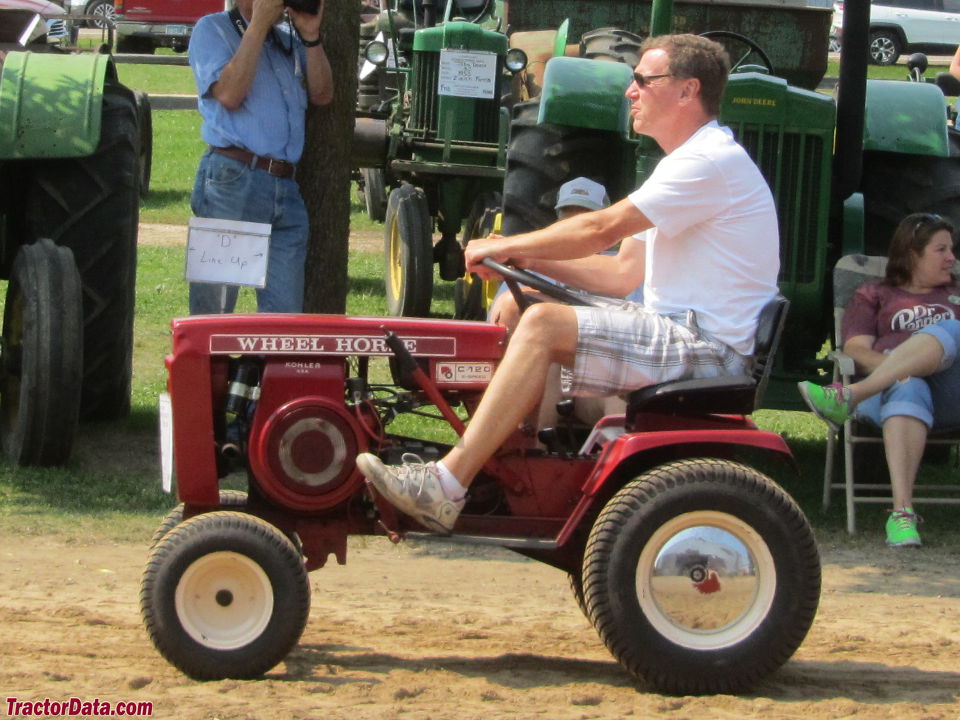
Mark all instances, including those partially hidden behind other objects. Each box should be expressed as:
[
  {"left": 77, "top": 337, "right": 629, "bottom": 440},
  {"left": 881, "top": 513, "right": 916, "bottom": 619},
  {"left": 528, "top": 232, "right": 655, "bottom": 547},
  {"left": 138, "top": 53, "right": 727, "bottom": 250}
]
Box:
[
  {"left": 141, "top": 511, "right": 310, "bottom": 680},
  {"left": 582, "top": 458, "right": 821, "bottom": 695},
  {"left": 149, "top": 490, "right": 249, "bottom": 549},
  {"left": 0, "top": 240, "right": 83, "bottom": 466},
  {"left": 454, "top": 191, "right": 501, "bottom": 320},
  {"left": 384, "top": 183, "right": 433, "bottom": 317}
]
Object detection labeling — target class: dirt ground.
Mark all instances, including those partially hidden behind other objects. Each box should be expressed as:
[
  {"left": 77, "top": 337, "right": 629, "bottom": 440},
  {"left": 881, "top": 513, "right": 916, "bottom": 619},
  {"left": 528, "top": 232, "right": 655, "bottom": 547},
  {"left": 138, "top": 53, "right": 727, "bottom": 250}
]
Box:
[
  {"left": 1, "top": 528, "right": 959, "bottom": 720},
  {"left": 1, "top": 225, "right": 957, "bottom": 719}
]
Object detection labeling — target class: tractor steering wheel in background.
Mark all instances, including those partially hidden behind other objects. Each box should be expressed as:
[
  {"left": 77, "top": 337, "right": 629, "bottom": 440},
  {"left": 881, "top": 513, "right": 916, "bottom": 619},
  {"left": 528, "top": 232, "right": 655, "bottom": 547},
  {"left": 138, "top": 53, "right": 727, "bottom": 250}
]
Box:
[
  {"left": 699, "top": 31, "right": 774, "bottom": 76},
  {"left": 480, "top": 258, "right": 602, "bottom": 313}
]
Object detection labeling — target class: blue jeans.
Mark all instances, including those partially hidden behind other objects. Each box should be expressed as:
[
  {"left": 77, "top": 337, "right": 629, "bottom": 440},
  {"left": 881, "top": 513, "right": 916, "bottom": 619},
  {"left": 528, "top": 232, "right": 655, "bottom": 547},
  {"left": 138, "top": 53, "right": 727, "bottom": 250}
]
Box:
[
  {"left": 855, "top": 319, "right": 960, "bottom": 430},
  {"left": 189, "top": 149, "right": 308, "bottom": 314}
]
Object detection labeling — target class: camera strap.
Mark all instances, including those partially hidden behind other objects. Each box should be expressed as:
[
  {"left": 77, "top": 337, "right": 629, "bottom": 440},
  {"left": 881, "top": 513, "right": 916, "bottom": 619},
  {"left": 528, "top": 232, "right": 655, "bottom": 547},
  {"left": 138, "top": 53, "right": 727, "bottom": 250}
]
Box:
[{"left": 226, "top": 6, "right": 293, "bottom": 57}]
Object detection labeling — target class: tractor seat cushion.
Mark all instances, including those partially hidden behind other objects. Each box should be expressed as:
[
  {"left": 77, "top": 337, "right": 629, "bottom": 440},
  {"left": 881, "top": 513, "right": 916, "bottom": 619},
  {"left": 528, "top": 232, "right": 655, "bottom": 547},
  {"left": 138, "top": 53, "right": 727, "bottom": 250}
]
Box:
[{"left": 626, "top": 375, "right": 758, "bottom": 416}]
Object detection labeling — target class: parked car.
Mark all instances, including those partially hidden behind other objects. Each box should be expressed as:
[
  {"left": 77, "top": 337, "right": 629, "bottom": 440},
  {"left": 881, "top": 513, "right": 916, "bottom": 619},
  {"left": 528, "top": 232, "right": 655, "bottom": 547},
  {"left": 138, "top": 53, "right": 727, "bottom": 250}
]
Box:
[
  {"left": 112, "top": 0, "right": 221, "bottom": 54},
  {"left": 838, "top": 0, "right": 960, "bottom": 66},
  {"left": 63, "top": 0, "right": 114, "bottom": 29}
]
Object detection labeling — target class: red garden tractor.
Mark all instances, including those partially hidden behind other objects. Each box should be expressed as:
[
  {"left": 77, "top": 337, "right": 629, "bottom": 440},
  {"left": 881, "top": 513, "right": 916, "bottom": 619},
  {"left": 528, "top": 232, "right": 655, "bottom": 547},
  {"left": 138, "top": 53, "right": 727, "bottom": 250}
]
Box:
[{"left": 141, "top": 264, "right": 820, "bottom": 695}]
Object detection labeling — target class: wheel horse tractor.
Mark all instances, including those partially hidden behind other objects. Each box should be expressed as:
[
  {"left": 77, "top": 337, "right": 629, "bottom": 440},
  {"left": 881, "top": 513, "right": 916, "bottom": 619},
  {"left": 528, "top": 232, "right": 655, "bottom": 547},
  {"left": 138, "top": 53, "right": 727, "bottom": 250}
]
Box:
[{"left": 141, "top": 249, "right": 820, "bottom": 694}]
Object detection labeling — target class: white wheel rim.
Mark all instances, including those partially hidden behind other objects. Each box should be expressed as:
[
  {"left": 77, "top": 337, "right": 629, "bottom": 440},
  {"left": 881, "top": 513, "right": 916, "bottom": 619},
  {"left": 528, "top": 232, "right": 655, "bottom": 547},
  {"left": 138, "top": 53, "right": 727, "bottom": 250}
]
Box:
[
  {"left": 175, "top": 551, "right": 274, "bottom": 650},
  {"left": 635, "top": 511, "right": 776, "bottom": 651}
]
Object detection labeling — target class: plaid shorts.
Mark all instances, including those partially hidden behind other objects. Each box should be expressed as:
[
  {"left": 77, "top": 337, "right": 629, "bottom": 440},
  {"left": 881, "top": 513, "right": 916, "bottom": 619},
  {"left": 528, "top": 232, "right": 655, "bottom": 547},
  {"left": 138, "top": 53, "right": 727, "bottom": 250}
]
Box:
[{"left": 565, "top": 299, "right": 748, "bottom": 397}]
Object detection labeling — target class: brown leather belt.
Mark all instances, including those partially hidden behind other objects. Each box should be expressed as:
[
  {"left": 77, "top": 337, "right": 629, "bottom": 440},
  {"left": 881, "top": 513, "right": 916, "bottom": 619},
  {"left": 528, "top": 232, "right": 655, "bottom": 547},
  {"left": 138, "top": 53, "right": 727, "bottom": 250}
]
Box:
[{"left": 211, "top": 146, "right": 296, "bottom": 179}]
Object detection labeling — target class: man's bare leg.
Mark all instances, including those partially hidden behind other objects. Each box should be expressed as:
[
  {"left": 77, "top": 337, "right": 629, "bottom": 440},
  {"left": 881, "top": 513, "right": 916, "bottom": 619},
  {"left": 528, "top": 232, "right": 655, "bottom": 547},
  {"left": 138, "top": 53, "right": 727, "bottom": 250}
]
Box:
[{"left": 443, "top": 302, "right": 579, "bottom": 487}]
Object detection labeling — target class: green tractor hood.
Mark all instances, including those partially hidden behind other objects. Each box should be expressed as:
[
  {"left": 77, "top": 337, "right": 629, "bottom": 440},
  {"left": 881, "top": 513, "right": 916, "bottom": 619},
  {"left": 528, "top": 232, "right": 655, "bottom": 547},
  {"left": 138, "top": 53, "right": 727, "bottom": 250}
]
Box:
[{"left": 0, "top": 51, "right": 111, "bottom": 160}]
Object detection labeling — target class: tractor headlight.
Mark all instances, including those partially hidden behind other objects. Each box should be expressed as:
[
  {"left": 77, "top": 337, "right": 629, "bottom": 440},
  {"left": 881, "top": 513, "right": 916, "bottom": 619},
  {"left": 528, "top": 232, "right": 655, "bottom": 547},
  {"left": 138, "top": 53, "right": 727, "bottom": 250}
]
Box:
[
  {"left": 505, "top": 48, "right": 527, "bottom": 73},
  {"left": 364, "top": 40, "right": 389, "bottom": 66}
]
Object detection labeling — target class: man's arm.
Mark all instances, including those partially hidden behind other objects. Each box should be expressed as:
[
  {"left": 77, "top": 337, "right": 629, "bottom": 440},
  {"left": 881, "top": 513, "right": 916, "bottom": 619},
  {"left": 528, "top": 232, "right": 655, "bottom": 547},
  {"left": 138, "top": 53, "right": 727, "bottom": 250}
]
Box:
[
  {"left": 951, "top": 44, "right": 960, "bottom": 79},
  {"left": 210, "top": 0, "right": 284, "bottom": 111},
  {"left": 289, "top": 0, "right": 334, "bottom": 106},
  {"left": 526, "top": 235, "right": 646, "bottom": 298},
  {"left": 466, "top": 196, "right": 653, "bottom": 275}
]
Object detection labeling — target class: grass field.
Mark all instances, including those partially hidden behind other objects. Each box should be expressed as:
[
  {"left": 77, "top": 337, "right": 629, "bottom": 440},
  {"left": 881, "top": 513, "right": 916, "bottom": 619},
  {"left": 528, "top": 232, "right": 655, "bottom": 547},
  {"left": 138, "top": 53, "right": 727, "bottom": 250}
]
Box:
[{"left": 1, "top": 52, "right": 958, "bottom": 549}]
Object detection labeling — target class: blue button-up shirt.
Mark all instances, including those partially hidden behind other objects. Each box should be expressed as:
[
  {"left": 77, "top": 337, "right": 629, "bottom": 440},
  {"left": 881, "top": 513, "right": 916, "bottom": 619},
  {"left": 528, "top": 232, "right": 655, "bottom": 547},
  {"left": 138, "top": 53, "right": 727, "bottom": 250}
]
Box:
[{"left": 189, "top": 11, "right": 308, "bottom": 164}]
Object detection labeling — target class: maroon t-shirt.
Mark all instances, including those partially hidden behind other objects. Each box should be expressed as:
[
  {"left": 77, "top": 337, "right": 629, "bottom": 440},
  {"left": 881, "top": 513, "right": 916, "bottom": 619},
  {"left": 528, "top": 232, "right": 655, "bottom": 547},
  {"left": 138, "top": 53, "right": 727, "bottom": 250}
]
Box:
[{"left": 842, "top": 281, "right": 960, "bottom": 353}]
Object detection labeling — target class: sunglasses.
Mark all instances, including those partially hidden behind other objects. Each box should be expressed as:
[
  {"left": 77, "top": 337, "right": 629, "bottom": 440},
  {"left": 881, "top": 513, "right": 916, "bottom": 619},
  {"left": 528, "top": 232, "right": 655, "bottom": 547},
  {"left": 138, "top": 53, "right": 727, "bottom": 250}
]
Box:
[
  {"left": 912, "top": 213, "right": 944, "bottom": 237},
  {"left": 632, "top": 72, "right": 673, "bottom": 87}
]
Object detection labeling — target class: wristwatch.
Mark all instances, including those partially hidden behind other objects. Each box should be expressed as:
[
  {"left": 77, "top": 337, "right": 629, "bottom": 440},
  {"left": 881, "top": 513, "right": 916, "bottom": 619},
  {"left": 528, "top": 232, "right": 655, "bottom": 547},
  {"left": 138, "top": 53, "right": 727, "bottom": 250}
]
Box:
[{"left": 302, "top": 35, "right": 322, "bottom": 47}]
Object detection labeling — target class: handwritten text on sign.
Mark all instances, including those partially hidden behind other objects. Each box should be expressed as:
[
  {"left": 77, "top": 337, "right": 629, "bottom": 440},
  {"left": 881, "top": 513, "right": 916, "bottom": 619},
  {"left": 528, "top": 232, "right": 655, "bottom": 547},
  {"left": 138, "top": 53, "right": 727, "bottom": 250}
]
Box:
[
  {"left": 438, "top": 49, "right": 497, "bottom": 99},
  {"left": 185, "top": 216, "right": 271, "bottom": 288}
]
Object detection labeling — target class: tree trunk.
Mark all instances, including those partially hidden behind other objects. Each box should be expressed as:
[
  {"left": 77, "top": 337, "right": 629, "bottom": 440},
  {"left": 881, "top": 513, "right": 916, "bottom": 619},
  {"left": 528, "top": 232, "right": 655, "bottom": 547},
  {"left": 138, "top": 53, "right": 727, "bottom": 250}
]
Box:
[{"left": 299, "top": 2, "right": 360, "bottom": 314}]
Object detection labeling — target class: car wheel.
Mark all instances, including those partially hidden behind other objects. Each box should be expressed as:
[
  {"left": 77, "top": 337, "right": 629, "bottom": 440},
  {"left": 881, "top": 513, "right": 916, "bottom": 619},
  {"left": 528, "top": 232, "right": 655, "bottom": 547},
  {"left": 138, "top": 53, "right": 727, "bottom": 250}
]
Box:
[
  {"left": 582, "top": 458, "right": 821, "bottom": 694},
  {"left": 141, "top": 511, "right": 311, "bottom": 680},
  {"left": 869, "top": 29, "right": 900, "bottom": 66},
  {"left": 86, "top": 0, "right": 116, "bottom": 29}
]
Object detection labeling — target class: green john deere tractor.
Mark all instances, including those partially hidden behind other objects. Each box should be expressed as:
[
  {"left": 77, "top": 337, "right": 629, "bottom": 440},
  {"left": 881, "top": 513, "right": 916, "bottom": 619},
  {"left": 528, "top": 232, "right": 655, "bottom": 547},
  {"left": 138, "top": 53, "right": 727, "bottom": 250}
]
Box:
[
  {"left": 0, "top": 7, "right": 146, "bottom": 465},
  {"left": 493, "top": 0, "right": 960, "bottom": 410}
]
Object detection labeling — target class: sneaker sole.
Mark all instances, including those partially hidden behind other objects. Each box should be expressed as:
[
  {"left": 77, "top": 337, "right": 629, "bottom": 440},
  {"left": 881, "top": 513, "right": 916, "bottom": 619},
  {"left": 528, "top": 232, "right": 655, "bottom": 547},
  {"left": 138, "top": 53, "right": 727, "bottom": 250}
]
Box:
[
  {"left": 797, "top": 382, "right": 843, "bottom": 432},
  {"left": 886, "top": 538, "right": 922, "bottom": 547}
]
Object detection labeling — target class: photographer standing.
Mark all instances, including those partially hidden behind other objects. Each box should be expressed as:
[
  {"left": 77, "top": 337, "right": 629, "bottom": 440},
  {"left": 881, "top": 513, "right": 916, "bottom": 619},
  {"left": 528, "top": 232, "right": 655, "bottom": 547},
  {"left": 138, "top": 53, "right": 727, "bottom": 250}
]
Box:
[{"left": 187, "top": 0, "right": 333, "bottom": 314}]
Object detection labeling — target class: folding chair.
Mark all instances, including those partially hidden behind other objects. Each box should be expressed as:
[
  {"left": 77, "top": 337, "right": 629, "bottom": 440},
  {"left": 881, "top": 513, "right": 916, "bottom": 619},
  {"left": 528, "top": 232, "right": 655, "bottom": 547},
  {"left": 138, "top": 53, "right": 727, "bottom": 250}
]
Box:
[{"left": 821, "top": 254, "right": 960, "bottom": 533}]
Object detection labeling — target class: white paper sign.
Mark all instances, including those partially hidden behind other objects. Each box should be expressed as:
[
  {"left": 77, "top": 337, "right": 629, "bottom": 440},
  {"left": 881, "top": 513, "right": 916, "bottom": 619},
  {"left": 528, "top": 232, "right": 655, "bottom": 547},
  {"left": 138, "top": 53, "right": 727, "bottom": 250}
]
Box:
[
  {"left": 185, "top": 216, "right": 271, "bottom": 288},
  {"left": 438, "top": 49, "right": 497, "bottom": 99}
]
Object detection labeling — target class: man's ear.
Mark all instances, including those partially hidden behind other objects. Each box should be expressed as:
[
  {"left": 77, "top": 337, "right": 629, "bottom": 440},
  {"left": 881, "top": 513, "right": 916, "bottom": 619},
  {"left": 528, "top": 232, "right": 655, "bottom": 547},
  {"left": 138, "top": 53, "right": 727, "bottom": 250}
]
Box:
[{"left": 679, "top": 77, "right": 701, "bottom": 104}]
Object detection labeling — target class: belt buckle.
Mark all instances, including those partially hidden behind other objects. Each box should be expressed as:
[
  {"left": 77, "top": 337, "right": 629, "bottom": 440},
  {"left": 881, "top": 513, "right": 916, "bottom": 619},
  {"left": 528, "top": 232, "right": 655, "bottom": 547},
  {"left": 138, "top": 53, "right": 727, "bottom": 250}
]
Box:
[{"left": 266, "top": 157, "right": 278, "bottom": 176}]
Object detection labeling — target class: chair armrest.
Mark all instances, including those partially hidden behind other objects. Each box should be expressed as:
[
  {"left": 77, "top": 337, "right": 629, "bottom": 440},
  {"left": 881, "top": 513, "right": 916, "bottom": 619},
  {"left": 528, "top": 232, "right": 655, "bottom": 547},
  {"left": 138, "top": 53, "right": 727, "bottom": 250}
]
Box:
[{"left": 827, "top": 349, "right": 856, "bottom": 379}]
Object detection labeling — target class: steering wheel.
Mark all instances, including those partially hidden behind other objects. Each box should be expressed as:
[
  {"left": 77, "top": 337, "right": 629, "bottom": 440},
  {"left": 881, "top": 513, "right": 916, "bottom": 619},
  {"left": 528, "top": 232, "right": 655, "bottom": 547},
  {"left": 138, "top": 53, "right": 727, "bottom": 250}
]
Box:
[
  {"left": 699, "top": 31, "right": 774, "bottom": 76},
  {"left": 481, "top": 258, "right": 602, "bottom": 312}
]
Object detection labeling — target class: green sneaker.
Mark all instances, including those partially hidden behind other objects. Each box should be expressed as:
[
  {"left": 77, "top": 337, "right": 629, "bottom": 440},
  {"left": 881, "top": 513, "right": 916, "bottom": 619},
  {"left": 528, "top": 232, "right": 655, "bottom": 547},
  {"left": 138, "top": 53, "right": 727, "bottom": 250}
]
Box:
[
  {"left": 886, "top": 507, "right": 922, "bottom": 548},
  {"left": 797, "top": 381, "right": 853, "bottom": 430}
]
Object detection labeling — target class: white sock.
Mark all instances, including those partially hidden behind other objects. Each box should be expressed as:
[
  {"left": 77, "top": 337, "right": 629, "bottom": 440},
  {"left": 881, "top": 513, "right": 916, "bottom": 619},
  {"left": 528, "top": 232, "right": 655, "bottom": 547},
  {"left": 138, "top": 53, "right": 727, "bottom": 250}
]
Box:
[{"left": 436, "top": 461, "right": 466, "bottom": 500}]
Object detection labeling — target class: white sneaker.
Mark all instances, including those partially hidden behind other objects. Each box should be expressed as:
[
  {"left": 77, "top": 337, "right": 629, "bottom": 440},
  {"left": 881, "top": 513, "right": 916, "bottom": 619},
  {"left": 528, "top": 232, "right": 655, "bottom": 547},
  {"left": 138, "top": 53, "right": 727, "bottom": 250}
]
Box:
[{"left": 356, "top": 452, "right": 465, "bottom": 533}]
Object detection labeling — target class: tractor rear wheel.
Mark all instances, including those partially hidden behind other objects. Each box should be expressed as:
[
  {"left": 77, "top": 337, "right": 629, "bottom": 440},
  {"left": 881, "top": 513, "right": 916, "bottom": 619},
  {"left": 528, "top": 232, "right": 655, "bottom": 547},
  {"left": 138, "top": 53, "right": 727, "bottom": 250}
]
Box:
[
  {"left": 454, "top": 191, "right": 501, "bottom": 320},
  {"left": 579, "top": 27, "right": 643, "bottom": 67},
  {"left": 384, "top": 183, "right": 433, "bottom": 317},
  {"left": 141, "top": 511, "right": 310, "bottom": 680},
  {"left": 582, "top": 458, "right": 821, "bottom": 695},
  {"left": 501, "top": 101, "right": 631, "bottom": 236},
  {"left": 25, "top": 78, "right": 140, "bottom": 421},
  {"left": 0, "top": 240, "right": 83, "bottom": 466}
]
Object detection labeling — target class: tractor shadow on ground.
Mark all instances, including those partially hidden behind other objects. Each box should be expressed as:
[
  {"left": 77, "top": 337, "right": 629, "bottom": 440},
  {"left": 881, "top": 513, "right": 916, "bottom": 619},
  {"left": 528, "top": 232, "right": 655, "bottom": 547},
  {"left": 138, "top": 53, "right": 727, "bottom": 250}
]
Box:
[{"left": 279, "top": 646, "right": 960, "bottom": 704}]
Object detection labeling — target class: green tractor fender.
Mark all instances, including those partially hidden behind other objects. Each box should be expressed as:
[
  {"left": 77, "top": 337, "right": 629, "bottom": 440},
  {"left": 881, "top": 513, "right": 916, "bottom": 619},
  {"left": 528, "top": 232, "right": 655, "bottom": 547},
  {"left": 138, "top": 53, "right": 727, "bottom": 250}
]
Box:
[
  {"left": 862, "top": 79, "right": 950, "bottom": 158},
  {"left": 537, "top": 56, "right": 633, "bottom": 134},
  {"left": 0, "top": 50, "right": 112, "bottom": 160}
]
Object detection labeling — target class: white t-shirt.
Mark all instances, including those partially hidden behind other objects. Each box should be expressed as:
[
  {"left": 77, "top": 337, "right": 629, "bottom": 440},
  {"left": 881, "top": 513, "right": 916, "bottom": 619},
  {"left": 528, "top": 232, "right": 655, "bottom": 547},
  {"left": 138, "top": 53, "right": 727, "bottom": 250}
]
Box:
[{"left": 629, "top": 121, "right": 779, "bottom": 356}]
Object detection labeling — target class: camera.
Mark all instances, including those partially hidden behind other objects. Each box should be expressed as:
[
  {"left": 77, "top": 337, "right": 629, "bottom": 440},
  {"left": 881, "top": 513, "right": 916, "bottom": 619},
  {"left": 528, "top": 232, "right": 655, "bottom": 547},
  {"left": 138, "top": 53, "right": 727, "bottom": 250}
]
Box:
[{"left": 284, "top": 0, "right": 320, "bottom": 13}]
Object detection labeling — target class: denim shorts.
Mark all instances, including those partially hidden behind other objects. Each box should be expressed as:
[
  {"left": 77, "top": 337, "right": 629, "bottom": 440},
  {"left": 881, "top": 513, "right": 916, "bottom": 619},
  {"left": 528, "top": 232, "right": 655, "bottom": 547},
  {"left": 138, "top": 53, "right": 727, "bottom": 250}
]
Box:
[
  {"left": 189, "top": 149, "right": 308, "bottom": 314},
  {"left": 855, "top": 318, "right": 960, "bottom": 430}
]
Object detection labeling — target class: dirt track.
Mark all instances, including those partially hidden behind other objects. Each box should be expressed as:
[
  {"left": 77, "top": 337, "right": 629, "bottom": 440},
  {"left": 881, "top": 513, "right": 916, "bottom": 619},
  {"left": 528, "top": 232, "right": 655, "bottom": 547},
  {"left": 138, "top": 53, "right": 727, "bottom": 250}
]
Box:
[{"left": 1, "top": 529, "right": 959, "bottom": 720}]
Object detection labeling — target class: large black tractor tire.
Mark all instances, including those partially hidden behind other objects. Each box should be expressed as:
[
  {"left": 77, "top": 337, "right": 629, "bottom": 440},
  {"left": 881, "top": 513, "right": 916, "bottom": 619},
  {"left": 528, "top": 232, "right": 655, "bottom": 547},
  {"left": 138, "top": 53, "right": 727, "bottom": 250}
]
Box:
[
  {"left": 579, "top": 27, "right": 643, "bottom": 67},
  {"left": 860, "top": 151, "right": 960, "bottom": 254},
  {"left": 25, "top": 78, "right": 140, "bottom": 421},
  {"left": 134, "top": 90, "right": 153, "bottom": 198},
  {"left": 0, "top": 240, "right": 83, "bottom": 466},
  {"left": 362, "top": 167, "right": 388, "bottom": 223},
  {"left": 501, "top": 101, "right": 632, "bottom": 237},
  {"left": 582, "top": 458, "right": 821, "bottom": 695},
  {"left": 141, "top": 511, "right": 311, "bottom": 680},
  {"left": 384, "top": 183, "right": 433, "bottom": 317},
  {"left": 454, "top": 191, "right": 501, "bottom": 320},
  {"left": 149, "top": 490, "right": 249, "bottom": 550}
]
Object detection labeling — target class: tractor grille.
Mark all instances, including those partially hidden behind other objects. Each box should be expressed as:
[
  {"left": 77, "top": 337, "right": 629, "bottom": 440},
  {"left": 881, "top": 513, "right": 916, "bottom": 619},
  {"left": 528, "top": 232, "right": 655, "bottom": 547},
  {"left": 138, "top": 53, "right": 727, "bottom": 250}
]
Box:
[
  {"left": 731, "top": 124, "right": 830, "bottom": 286},
  {"left": 409, "top": 50, "right": 502, "bottom": 143}
]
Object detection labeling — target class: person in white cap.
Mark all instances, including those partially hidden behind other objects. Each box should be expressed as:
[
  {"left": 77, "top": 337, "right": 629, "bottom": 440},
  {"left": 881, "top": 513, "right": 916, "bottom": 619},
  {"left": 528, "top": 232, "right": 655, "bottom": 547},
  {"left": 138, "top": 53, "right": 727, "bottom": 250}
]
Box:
[{"left": 489, "top": 176, "right": 644, "bottom": 329}]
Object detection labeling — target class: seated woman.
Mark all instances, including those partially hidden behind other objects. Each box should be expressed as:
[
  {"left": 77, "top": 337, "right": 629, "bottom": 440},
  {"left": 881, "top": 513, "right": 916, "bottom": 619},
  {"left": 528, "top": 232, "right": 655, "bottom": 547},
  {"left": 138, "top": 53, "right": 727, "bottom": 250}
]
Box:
[{"left": 799, "top": 213, "right": 960, "bottom": 547}]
